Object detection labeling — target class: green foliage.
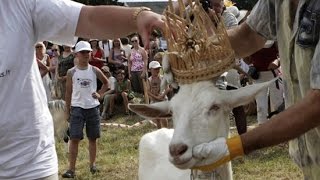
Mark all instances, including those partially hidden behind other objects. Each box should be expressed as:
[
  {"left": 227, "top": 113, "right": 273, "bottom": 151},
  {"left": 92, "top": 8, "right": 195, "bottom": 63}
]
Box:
[
  {"left": 233, "top": 0, "right": 259, "bottom": 10},
  {"left": 73, "top": 0, "right": 124, "bottom": 6}
]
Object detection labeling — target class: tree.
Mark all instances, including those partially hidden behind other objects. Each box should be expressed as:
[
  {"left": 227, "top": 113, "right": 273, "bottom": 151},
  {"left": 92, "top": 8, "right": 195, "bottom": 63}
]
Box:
[{"left": 73, "top": 0, "right": 124, "bottom": 6}]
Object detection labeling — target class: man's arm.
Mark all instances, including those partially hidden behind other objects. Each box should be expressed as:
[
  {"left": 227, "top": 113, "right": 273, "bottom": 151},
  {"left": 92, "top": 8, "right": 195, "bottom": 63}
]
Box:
[
  {"left": 227, "top": 22, "right": 267, "bottom": 58},
  {"left": 193, "top": 89, "right": 320, "bottom": 172},
  {"left": 75, "top": 6, "right": 164, "bottom": 48},
  {"left": 242, "top": 89, "right": 320, "bottom": 153}
]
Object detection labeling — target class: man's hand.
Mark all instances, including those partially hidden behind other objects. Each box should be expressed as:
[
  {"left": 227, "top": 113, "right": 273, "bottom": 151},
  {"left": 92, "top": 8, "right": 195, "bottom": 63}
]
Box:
[
  {"left": 192, "top": 136, "right": 244, "bottom": 172},
  {"left": 136, "top": 11, "right": 164, "bottom": 49},
  {"left": 64, "top": 110, "right": 70, "bottom": 122},
  {"left": 268, "top": 59, "right": 280, "bottom": 70}
]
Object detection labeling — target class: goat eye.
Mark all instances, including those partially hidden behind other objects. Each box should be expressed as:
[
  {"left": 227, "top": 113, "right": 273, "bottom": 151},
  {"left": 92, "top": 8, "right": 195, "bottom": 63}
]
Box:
[{"left": 209, "top": 104, "right": 220, "bottom": 111}]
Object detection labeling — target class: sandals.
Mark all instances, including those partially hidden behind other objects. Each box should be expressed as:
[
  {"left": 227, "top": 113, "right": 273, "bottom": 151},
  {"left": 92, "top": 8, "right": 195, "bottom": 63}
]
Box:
[
  {"left": 90, "top": 165, "right": 99, "bottom": 174},
  {"left": 62, "top": 170, "right": 75, "bottom": 178}
]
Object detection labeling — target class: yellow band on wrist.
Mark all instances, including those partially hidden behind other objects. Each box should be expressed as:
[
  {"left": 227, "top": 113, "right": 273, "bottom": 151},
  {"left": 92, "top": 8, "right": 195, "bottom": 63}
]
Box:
[
  {"left": 193, "top": 155, "right": 231, "bottom": 172},
  {"left": 226, "top": 135, "right": 244, "bottom": 159}
]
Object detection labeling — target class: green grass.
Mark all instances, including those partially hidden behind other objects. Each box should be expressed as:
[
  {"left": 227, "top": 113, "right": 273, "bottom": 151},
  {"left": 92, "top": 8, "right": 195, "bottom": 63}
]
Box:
[{"left": 57, "top": 115, "right": 303, "bottom": 180}]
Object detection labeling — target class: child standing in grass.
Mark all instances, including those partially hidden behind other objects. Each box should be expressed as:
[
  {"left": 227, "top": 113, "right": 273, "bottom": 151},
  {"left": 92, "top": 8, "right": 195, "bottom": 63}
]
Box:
[
  {"left": 63, "top": 41, "right": 108, "bottom": 178},
  {"left": 147, "top": 61, "right": 172, "bottom": 128}
]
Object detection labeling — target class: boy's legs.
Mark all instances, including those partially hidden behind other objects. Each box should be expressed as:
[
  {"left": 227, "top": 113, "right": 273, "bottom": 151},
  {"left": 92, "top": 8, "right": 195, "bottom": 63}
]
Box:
[
  {"left": 63, "top": 107, "right": 85, "bottom": 177},
  {"left": 69, "top": 139, "right": 81, "bottom": 171},
  {"left": 85, "top": 106, "right": 101, "bottom": 172},
  {"left": 89, "top": 138, "right": 97, "bottom": 167}
]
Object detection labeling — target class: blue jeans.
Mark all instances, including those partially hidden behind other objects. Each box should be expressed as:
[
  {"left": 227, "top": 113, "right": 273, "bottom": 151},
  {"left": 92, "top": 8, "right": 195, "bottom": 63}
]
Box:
[{"left": 69, "top": 106, "right": 100, "bottom": 140}]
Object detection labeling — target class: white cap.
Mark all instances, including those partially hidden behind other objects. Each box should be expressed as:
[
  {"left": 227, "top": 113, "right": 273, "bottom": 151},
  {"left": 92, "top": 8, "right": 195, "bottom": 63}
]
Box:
[
  {"left": 101, "top": 66, "right": 110, "bottom": 72},
  {"left": 226, "top": 6, "right": 248, "bottom": 22},
  {"left": 149, "top": 61, "right": 162, "bottom": 69},
  {"left": 75, "top": 41, "right": 92, "bottom": 53}
]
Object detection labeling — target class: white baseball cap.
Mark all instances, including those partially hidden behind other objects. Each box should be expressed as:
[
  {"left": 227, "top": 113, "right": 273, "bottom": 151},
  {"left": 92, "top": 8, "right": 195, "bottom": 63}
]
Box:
[
  {"left": 149, "top": 61, "right": 162, "bottom": 69},
  {"left": 226, "top": 6, "right": 248, "bottom": 22},
  {"left": 75, "top": 41, "right": 92, "bottom": 53}
]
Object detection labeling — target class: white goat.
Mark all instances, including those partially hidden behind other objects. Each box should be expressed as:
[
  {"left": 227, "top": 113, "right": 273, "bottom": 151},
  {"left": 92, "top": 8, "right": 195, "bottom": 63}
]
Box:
[
  {"left": 48, "top": 99, "right": 68, "bottom": 139},
  {"left": 129, "top": 79, "right": 275, "bottom": 180}
]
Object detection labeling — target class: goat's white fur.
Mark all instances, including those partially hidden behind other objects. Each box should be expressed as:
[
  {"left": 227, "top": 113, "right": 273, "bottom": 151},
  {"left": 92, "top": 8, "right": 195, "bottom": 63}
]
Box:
[
  {"left": 130, "top": 79, "right": 277, "bottom": 180},
  {"left": 48, "top": 99, "right": 68, "bottom": 139},
  {"left": 139, "top": 129, "right": 190, "bottom": 180}
]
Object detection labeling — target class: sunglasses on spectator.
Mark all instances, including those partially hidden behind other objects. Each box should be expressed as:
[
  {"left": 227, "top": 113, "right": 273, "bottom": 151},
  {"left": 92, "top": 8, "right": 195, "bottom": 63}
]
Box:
[
  {"left": 35, "top": 46, "right": 43, "bottom": 48},
  {"left": 131, "top": 40, "right": 138, "bottom": 43},
  {"left": 52, "top": 49, "right": 58, "bottom": 52}
]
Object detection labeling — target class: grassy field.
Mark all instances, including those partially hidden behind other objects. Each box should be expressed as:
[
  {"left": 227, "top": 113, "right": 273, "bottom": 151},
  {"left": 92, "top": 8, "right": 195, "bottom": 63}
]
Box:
[{"left": 56, "top": 115, "right": 303, "bottom": 180}]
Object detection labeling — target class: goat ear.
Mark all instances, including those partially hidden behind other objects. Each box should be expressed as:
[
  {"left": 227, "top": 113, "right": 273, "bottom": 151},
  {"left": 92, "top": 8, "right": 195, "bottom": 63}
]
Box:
[
  {"left": 128, "top": 101, "right": 171, "bottom": 119},
  {"left": 222, "top": 78, "right": 279, "bottom": 108}
]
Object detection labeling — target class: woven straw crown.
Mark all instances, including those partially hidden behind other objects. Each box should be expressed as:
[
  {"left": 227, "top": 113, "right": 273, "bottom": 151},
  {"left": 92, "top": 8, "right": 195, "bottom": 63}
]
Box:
[{"left": 164, "top": 0, "right": 235, "bottom": 84}]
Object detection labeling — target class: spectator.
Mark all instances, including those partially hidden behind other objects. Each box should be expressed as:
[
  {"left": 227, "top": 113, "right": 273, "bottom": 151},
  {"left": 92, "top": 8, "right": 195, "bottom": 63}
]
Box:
[
  {"left": 56, "top": 45, "right": 75, "bottom": 100},
  {"left": 49, "top": 45, "right": 60, "bottom": 99},
  {"left": 49, "top": 44, "right": 60, "bottom": 80},
  {"left": 100, "top": 39, "right": 113, "bottom": 62},
  {"left": 147, "top": 61, "right": 172, "bottom": 128},
  {"left": 35, "top": 42, "right": 52, "bottom": 101},
  {"left": 148, "top": 30, "right": 161, "bottom": 62},
  {"left": 89, "top": 39, "right": 106, "bottom": 90},
  {"left": 100, "top": 66, "right": 117, "bottom": 120},
  {"left": 108, "top": 38, "right": 127, "bottom": 74},
  {"left": 128, "top": 35, "right": 148, "bottom": 94},
  {"left": 249, "top": 41, "right": 284, "bottom": 124},
  {"left": 89, "top": 39, "right": 105, "bottom": 70},
  {"left": 63, "top": 41, "right": 108, "bottom": 178},
  {"left": 121, "top": 37, "right": 132, "bottom": 60},
  {"left": 110, "top": 70, "right": 134, "bottom": 116}
]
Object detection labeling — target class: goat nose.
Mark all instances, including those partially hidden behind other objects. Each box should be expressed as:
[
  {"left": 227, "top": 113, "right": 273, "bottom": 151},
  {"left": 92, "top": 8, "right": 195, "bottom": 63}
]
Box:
[{"left": 169, "top": 143, "right": 188, "bottom": 157}]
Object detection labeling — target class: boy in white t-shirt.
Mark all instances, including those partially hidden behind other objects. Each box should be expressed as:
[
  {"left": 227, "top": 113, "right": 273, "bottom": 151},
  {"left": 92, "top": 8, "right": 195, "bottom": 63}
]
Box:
[{"left": 63, "top": 41, "right": 108, "bottom": 178}]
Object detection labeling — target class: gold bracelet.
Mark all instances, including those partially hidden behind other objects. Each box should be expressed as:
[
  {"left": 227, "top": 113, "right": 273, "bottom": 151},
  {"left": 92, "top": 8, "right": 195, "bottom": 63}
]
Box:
[{"left": 133, "top": 7, "right": 151, "bottom": 24}]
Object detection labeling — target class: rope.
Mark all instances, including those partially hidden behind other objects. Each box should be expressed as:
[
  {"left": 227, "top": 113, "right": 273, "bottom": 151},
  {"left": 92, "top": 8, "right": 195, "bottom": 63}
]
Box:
[{"left": 101, "top": 119, "right": 157, "bottom": 129}]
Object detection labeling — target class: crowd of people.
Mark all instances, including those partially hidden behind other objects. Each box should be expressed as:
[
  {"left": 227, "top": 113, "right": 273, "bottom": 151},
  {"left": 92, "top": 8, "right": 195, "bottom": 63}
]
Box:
[{"left": 37, "top": 32, "right": 169, "bottom": 121}]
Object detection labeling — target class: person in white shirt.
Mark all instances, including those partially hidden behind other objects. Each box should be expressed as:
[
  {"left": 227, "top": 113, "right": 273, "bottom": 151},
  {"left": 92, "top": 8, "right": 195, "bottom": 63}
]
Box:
[
  {"left": 100, "top": 39, "right": 113, "bottom": 61},
  {"left": 0, "top": 0, "right": 163, "bottom": 179},
  {"left": 63, "top": 41, "right": 108, "bottom": 178},
  {"left": 121, "top": 37, "right": 133, "bottom": 60}
]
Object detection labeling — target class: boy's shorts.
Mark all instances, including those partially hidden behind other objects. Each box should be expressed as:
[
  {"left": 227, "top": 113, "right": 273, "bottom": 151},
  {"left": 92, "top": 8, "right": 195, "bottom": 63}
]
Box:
[{"left": 69, "top": 106, "right": 100, "bottom": 140}]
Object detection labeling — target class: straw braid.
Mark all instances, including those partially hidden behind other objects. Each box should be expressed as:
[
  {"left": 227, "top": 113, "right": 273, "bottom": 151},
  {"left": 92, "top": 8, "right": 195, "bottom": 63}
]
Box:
[{"left": 163, "top": 0, "right": 235, "bottom": 84}]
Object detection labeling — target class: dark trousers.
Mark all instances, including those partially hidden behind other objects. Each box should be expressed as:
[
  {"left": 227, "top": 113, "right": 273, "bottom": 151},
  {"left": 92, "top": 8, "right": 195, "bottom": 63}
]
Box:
[{"left": 227, "top": 86, "right": 247, "bottom": 135}]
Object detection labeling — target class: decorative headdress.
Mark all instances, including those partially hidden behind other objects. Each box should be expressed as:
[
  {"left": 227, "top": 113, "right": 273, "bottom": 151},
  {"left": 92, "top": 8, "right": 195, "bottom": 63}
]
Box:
[{"left": 163, "top": 0, "right": 235, "bottom": 84}]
